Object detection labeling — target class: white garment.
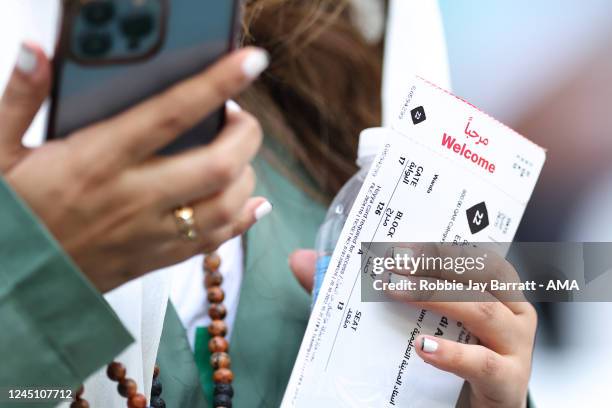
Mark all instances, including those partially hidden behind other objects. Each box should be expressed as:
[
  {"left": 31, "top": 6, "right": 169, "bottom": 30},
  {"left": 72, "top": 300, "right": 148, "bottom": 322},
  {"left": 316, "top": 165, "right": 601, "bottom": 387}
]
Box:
[
  {"left": 382, "top": 0, "right": 451, "bottom": 125},
  {"left": 71, "top": 239, "right": 243, "bottom": 408},
  {"left": 72, "top": 270, "right": 172, "bottom": 407},
  {"left": 351, "top": 0, "right": 386, "bottom": 43}
]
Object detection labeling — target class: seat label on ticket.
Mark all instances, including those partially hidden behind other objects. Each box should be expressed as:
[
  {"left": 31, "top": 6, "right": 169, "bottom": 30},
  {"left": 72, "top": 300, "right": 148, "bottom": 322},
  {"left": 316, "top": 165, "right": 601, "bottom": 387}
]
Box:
[{"left": 282, "top": 77, "right": 546, "bottom": 408}]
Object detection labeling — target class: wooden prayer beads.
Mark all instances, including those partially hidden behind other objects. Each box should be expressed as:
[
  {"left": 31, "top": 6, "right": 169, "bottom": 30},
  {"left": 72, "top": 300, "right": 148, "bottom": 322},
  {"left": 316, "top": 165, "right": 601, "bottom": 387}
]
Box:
[{"left": 204, "top": 252, "right": 234, "bottom": 408}]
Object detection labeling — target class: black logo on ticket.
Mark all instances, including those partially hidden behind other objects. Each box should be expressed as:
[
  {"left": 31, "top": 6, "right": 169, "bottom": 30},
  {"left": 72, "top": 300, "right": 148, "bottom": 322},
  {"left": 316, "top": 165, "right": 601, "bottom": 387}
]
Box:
[
  {"left": 411, "top": 106, "right": 427, "bottom": 125},
  {"left": 466, "top": 201, "right": 490, "bottom": 234}
]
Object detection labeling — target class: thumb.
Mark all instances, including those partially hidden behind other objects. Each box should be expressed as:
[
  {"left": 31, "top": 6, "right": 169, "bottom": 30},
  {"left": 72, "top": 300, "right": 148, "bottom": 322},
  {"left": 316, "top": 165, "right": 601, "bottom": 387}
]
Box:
[
  {"left": 289, "top": 249, "right": 318, "bottom": 292},
  {"left": 0, "top": 42, "right": 51, "bottom": 166}
]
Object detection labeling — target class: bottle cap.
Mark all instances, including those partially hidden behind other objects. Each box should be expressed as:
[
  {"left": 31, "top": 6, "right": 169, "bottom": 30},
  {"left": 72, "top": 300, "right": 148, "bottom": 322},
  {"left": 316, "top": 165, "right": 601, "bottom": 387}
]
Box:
[{"left": 357, "top": 127, "right": 389, "bottom": 167}]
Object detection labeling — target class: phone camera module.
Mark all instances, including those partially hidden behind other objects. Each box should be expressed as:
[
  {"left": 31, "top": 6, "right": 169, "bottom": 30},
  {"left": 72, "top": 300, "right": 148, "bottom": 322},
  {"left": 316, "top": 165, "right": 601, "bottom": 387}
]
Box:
[
  {"left": 71, "top": 0, "right": 163, "bottom": 63},
  {"left": 79, "top": 32, "right": 113, "bottom": 57},
  {"left": 120, "top": 13, "right": 154, "bottom": 49},
  {"left": 82, "top": 1, "right": 115, "bottom": 26}
]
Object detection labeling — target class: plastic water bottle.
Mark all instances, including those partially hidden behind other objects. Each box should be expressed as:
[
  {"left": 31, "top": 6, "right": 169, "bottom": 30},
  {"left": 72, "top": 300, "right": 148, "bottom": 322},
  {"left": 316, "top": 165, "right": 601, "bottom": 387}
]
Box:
[{"left": 312, "top": 128, "right": 387, "bottom": 303}]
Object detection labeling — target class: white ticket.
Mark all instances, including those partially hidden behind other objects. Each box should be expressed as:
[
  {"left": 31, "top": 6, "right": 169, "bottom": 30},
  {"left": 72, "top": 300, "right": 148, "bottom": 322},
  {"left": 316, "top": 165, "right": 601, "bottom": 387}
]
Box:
[{"left": 282, "top": 77, "right": 546, "bottom": 407}]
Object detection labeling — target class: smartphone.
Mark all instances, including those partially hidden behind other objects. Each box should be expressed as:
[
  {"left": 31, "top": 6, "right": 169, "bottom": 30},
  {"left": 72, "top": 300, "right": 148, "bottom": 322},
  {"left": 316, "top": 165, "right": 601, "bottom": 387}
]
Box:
[{"left": 47, "top": 0, "right": 240, "bottom": 154}]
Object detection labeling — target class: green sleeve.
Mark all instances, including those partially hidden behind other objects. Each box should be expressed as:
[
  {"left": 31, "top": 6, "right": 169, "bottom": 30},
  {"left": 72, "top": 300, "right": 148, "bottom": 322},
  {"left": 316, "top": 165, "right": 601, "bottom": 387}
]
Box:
[{"left": 0, "top": 179, "right": 133, "bottom": 404}]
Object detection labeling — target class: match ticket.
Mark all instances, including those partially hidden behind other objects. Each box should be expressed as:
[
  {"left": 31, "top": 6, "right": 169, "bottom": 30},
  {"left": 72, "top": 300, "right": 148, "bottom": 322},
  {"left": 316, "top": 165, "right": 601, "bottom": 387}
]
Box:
[{"left": 282, "top": 77, "right": 546, "bottom": 407}]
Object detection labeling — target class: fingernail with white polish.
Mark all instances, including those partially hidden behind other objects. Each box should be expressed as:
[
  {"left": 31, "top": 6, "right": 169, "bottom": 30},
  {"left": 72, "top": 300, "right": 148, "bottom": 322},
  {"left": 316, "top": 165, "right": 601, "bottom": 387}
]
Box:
[
  {"left": 226, "top": 100, "right": 242, "bottom": 113},
  {"left": 242, "top": 49, "right": 270, "bottom": 79},
  {"left": 393, "top": 247, "right": 414, "bottom": 258},
  {"left": 422, "top": 337, "right": 439, "bottom": 353},
  {"left": 16, "top": 43, "right": 37, "bottom": 74},
  {"left": 255, "top": 200, "right": 273, "bottom": 221}
]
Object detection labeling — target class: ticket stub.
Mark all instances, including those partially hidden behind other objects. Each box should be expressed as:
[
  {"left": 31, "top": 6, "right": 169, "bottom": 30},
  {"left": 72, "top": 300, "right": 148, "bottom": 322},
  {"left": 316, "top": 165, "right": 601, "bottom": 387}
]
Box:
[{"left": 281, "top": 77, "right": 546, "bottom": 407}]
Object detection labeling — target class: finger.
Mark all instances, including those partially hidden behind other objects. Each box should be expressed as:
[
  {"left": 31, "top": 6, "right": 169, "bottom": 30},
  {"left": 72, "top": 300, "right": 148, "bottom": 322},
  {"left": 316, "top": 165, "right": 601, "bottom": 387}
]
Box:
[
  {"left": 385, "top": 274, "right": 495, "bottom": 303},
  {"left": 0, "top": 42, "right": 51, "bottom": 163},
  {"left": 153, "top": 197, "right": 272, "bottom": 270},
  {"left": 139, "top": 109, "right": 263, "bottom": 207},
  {"left": 392, "top": 289, "right": 519, "bottom": 353},
  {"left": 156, "top": 163, "right": 255, "bottom": 238},
  {"left": 289, "top": 249, "right": 318, "bottom": 292},
  {"left": 194, "top": 165, "right": 257, "bottom": 232},
  {"left": 415, "top": 336, "right": 509, "bottom": 393},
  {"left": 197, "top": 197, "right": 272, "bottom": 253},
  {"left": 391, "top": 243, "right": 529, "bottom": 313},
  {"left": 391, "top": 243, "right": 519, "bottom": 283},
  {"left": 75, "top": 47, "right": 269, "bottom": 166}
]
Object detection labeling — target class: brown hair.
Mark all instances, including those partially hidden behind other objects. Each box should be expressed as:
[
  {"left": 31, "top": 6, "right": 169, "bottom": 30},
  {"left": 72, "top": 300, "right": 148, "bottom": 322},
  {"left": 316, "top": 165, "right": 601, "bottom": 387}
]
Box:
[{"left": 239, "top": 0, "right": 383, "bottom": 201}]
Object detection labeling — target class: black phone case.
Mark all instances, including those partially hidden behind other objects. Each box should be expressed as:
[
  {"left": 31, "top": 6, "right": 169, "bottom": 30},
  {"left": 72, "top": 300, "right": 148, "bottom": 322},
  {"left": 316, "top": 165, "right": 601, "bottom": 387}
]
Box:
[{"left": 47, "top": 0, "right": 240, "bottom": 155}]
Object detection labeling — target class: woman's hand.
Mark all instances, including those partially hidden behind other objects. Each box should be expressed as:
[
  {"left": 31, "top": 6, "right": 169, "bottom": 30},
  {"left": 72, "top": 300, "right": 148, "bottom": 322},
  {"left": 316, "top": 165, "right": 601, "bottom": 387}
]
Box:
[
  {"left": 393, "top": 244, "right": 537, "bottom": 408},
  {"left": 0, "top": 42, "right": 272, "bottom": 292},
  {"left": 289, "top": 248, "right": 536, "bottom": 408}
]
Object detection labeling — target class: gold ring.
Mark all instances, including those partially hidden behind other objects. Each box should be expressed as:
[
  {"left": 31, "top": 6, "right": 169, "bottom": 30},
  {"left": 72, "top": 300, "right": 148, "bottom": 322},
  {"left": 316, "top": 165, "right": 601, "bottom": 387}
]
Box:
[{"left": 173, "top": 206, "right": 199, "bottom": 241}]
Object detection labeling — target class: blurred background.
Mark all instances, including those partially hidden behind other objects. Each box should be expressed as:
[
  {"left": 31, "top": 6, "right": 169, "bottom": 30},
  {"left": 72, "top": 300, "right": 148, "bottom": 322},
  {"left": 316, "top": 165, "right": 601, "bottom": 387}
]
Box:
[
  {"left": 1, "top": 0, "right": 611, "bottom": 406},
  {"left": 439, "top": 0, "right": 612, "bottom": 406}
]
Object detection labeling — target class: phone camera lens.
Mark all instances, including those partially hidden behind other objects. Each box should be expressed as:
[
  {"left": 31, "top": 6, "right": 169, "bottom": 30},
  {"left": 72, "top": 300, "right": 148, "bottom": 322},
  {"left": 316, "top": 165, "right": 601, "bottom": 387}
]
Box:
[
  {"left": 120, "top": 13, "right": 154, "bottom": 49},
  {"left": 79, "top": 32, "right": 112, "bottom": 57},
  {"left": 82, "top": 1, "right": 115, "bottom": 26}
]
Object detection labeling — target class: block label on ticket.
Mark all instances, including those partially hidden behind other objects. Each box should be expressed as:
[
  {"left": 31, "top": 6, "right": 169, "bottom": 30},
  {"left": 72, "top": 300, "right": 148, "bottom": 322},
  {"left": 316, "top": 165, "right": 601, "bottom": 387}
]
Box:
[{"left": 281, "top": 77, "right": 546, "bottom": 408}]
